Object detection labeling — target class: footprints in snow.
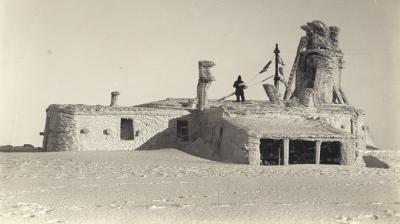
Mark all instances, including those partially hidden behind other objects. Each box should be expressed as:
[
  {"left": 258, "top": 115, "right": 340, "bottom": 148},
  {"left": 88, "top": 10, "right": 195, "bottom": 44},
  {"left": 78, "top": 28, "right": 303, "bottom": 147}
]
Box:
[
  {"left": 0, "top": 202, "right": 52, "bottom": 218},
  {"left": 335, "top": 208, "right": 400, "bottom": 224}
]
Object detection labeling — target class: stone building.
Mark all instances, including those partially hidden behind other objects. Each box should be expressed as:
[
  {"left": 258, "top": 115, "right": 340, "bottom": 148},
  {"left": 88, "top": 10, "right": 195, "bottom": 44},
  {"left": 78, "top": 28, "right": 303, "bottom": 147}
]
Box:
[{"left": 41, "top": 20, "right": 375, "bottom": 166}]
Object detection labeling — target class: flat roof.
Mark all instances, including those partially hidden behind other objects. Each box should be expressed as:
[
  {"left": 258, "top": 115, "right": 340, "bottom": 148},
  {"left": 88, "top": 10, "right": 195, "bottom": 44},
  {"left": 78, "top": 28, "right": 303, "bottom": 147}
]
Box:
[
  {"left": 47, "top": 97, "right": 363, "bottom": 117},
  {"left": 225, "top": 115, "right": 352, "bottom": 139},
  {"left": 139, "top": 98, "right": 363, "bottom": 115}
]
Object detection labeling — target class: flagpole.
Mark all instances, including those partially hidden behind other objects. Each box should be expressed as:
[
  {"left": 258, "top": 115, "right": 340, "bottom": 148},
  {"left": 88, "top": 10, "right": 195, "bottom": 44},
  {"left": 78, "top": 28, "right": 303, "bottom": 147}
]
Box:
[{"left": 274, "top": 43, "right": 280, "bottom": 90}]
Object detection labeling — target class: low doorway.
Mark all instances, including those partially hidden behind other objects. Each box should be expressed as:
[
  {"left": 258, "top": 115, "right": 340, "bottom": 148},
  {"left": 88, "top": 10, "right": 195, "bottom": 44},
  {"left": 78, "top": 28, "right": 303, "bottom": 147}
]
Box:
[
  {"left": 177, "top": 120, "right": 189, "bottom": 142},
  {"left": 260, "top": 139, "right": 283, "bottom": 165},
  {"left": 120, "top": 118, "right": 134, "bottom": 140}
]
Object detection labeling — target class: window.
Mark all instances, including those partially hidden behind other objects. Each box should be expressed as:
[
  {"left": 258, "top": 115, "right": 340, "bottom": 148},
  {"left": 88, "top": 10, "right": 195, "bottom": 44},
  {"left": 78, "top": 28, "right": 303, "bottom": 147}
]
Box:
[
  {"left": 120, "top": 118, "right": 134, "bottom": 140},
  {"left": 260, "top": 139, "right": 284, "bottom": 165},
  {"left": 320, "top": 141, "right": 341, "bottom": 164},
  {"left": 177, "top": 120, "right": 189, "bottom": 142},
  {"left": 289, "top": 140, "right": 316, "bottom": 164}
]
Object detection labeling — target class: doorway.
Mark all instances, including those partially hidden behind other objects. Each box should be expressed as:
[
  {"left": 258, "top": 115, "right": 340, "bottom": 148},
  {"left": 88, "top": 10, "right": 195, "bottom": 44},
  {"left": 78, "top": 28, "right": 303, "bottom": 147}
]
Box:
[
  {"left": 120, "top": 118, "right": 134, "bottom": 140},
  {"left": 177, "top": 120, "right": 189, "bottom": 142}
]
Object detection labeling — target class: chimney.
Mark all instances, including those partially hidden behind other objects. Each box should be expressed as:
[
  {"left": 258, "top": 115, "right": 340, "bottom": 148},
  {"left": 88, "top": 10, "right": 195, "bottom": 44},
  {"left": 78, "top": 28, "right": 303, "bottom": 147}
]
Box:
[
  {"left": 196, "top": 60, "right": 215, "bottom": 111},
  {"left": 110, "top": 91, "right": 120, "bottom": 107}
]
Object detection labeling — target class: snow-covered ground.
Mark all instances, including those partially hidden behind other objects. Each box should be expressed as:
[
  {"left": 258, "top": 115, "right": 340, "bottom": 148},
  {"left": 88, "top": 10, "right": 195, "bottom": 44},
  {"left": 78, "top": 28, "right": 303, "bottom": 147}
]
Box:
[{"left": 0, "top": 149, "right": 399, "bottom": 224}]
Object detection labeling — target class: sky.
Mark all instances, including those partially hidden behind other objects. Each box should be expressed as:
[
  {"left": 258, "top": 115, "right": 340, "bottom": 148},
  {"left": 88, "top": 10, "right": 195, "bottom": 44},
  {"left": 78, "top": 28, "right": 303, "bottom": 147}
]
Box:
[{"left": 0, "top": 0, "right": 399, "bottom": 150}]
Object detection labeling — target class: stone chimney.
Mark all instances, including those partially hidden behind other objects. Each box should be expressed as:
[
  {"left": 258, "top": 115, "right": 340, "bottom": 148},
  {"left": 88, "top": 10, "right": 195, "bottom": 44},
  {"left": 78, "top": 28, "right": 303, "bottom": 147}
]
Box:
[
  {"left": 196, "top": 60, "right": 215, "bottom": 111},
  {"left": 110, "top": 91, "right": 120, "bottom": 107}
]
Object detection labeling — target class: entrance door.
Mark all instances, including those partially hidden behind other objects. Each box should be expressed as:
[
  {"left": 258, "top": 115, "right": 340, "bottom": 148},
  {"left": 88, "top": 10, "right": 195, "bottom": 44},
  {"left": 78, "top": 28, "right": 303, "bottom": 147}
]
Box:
[
  {"left": 120, "top": 118, "right": 134, "bottom": 140},
  {"left": 260, "top": 139, "right": 284, "bottom": 165},
  {"left": 177, "top": 120, "right": 189, "bottom": 142}
]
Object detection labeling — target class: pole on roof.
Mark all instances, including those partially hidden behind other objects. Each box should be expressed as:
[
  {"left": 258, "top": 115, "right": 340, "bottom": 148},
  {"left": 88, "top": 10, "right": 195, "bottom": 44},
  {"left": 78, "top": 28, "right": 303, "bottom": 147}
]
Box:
[{"left": 273, "top": 43, "right": 280, "bottom": 90}]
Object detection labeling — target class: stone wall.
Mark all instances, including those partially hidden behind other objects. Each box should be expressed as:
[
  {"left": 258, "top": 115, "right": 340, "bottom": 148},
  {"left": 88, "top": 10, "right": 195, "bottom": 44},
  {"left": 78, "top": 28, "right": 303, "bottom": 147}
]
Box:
[
  {"left": 317, "top": 111, "right": 353, "bottom": 134},
  {"left": 44, "top": 106, "right": 77, "bottom": 151},
  {"left": 219, "top": 120, "right": 251, "bottom": 164},
  {"left": 180, "top": 107, "right": 254, "bottom": 163},
  {"left": 185, "top": 108, "right": 225, "bottom": 159},
  {"left": 198, "top": 108, "right": 224, "bottom": 145},
  {"left": 340, "top": 139, "right": 358, "bottom": 165},
  {"left": 316, "top": 108, "right": 367, "bottom": 154},
  {"left": 44, "top": 106, "right": 190, "bottom": 151}
]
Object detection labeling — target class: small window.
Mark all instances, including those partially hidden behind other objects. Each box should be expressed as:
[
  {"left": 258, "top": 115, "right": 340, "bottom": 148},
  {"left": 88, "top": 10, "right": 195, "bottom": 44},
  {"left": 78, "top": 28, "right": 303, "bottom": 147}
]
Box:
[
  {"left": 121, "top": 118, "right": 134, "bottom": 140},
  {"left": 177, "top": 120, "right": 189, "bottom": 142},
  {"left": 260, "top": 139, "right": 284, "bottom": 165}
]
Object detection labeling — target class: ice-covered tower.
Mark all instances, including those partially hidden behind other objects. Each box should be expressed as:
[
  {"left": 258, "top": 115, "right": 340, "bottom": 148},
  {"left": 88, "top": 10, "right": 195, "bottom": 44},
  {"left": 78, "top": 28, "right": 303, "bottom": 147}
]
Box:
[{"left": 292, "top": 20, "right": 346, "bottom": 105}]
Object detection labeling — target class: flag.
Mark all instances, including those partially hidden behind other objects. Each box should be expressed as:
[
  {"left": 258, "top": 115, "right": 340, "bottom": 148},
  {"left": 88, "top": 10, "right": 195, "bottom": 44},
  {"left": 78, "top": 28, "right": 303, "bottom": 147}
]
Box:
[
  {"left": 258, "top": 60, "right": 272, "bottom": 74},
  {"left": 279, "top": 67, "right": 284, "bottom": 76}
]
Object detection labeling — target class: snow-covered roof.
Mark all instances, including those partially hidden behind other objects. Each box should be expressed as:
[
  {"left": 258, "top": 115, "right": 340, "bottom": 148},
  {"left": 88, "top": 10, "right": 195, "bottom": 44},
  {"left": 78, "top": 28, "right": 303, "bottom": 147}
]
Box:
[
  {"left": 224, "top": 115, "right": 352, "bottom": 139},
  {"left": 47, "top": 98, "right": 362, "bottom": 119},
  {"left": 46, "top": 104, "right": 189, "bottom": 115},
  {"left": 139, "top": 98, "right": 363, "bottom": 116}
]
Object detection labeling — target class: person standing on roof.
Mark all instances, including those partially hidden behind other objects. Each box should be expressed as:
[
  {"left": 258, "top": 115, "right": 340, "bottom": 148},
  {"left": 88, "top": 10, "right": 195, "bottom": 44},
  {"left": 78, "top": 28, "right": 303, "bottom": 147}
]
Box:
[{"left": 233, "top": 75, "right": 247, "bottom": 102}]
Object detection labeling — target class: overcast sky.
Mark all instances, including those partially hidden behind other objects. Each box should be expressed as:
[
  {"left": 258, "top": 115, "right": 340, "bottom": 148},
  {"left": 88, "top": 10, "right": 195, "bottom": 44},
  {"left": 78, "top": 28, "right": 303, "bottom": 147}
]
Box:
[{"left": 0, "top": 0, "right": 399, "bottom": 150}]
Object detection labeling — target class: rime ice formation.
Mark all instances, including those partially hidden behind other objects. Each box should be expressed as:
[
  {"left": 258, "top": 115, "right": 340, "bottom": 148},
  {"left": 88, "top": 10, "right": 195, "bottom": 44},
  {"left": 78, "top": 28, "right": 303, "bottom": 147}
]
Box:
[
  {"left": 196, "top": 60, "right": 216, "bottom": 111},
  {"left": 291, "top": 20, "right": 346, "bottom": 106}
]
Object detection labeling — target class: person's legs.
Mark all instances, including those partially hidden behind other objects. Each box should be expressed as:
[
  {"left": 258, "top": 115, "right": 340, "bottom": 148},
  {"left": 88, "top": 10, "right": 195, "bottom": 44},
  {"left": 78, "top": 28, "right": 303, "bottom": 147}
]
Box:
[
  {"left": 236, "top": 94, "right": 240, "bottom": 102},
  {"left": 241, "top": 92, "right": 246, "bottom": 102}
]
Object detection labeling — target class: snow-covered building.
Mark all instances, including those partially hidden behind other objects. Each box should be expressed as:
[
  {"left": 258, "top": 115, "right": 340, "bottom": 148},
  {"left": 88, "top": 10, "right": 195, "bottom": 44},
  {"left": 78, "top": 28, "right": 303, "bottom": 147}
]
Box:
[
  {"left": 41, "top": 20, "right": 375, "bottom": 166},
  {"left": 42, "top": 97, "right": 371, "bottom": 166}
]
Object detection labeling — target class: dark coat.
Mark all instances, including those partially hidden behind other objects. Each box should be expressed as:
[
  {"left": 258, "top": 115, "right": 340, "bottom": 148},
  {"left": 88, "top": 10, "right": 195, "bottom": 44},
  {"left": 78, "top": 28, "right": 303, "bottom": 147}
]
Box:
[{"left": 233, "top": 80, "right": 245, "bottom": 95}]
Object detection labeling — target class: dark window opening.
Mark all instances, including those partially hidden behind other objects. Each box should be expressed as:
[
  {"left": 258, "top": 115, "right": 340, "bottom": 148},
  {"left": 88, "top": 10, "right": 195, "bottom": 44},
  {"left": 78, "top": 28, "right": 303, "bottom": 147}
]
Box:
[
  {"left": 320, "top": 142, "right": 341, "bottom": 164},
  {"left": 177, "top": 120, "right": 189, "bottom": 142},
  {"left": 260, "top": 139, "right": 284, "bottom": 165},
  {"left": 120, "top": 118, "right": 134, "bottom": 140},
  {"left": 289, "top": 140, "right": 315, "bottom": 164}
]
